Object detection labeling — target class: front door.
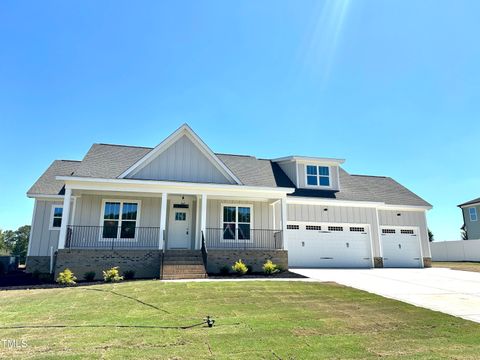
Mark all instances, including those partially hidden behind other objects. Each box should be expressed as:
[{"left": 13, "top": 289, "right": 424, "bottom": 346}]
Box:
[{"left": 167, "top": 203, "right": 191, "bottom": 249}]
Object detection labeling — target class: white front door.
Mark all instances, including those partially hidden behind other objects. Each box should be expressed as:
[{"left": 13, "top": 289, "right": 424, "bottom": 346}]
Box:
[{"left": 167, "top": 203, "right": 192, "bottom": 249}]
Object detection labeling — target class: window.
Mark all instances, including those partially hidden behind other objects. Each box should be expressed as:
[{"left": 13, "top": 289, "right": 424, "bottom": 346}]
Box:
[
  {"left": 287, "top": 224, "right": 299, "bottom": 230},
  {"left": 102, "top": 201, "right": 139, "bottom": 239},
  {"left": 328, "top": 226, "right": 343, "bottom": 232},
  {"left": 306, "top": 165, "right": 330, "bottom": 187},
  {"left": 222, "top": 205, "right": 252, "bottom": 240},
  {"left": 306, "top": 225, "right": 322, "bottom": 230},
  {"left": 350, "top": 227, "right": 365, "bottom": 232},
  {"left": 175, "top": 212, "right": 186, "bottom": 221},
  {"left": 50, "top": 206, "right": 63, "bottom": 230},
  {"left": 469, "top": 207, "right": 478, "bottom": 222},
  {"left": 382, "top": 229, "right": 396, "bottom": 234},
  {"left": 401, "top": 229, "right": 415, "bottom": 235}
]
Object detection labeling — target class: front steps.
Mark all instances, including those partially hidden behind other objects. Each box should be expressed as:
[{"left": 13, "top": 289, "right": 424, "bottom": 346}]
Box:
[{"left": 161, "top": 250, "right": 208, "bottom": 280}]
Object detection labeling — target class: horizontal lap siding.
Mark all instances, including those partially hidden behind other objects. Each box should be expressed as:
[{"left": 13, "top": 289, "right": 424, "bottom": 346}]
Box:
[
  {"left": 378, "top": 210, "right": 430, "bottom": 257},
  {"left": 287, "top": 204, "right": 381, "bottom": 257}
]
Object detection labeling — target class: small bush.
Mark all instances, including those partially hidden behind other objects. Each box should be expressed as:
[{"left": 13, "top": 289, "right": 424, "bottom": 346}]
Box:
[
  {"left": 219, "top": 265, "right": 230, "bottom": 276},
  {"left": 56, "top": 268, "right": 77, "bottom": 286},
  {"left": 84, "top": 271, "right": 96, "bottom": 282},
  {"left": 263, "top": 260, "right": 279, "bottom": 275},
  {"left": 232, "top": 259, "right": 248, "bottom": 276},
  {"left": 103, "top": 266, "right": 124, "bottom": 283},
  {"left": 123, "top": 270, "right": 135, "bottom": 280}
]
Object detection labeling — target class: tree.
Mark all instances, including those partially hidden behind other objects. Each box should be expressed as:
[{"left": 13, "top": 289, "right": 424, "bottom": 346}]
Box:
[
  {"left": 461, "top": 224, "right": 468, "bottom": 240},
  {"left": 2, "top": 226, "right": 30, "bottom": 263},
  {"left": 0, "top": 229, "right": 8, "bottom": 255},
  {"left": 428, "top": 228, "right": 434, "bottom": 242}
]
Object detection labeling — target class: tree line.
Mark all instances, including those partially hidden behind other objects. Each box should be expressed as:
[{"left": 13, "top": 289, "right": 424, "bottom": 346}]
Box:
[{"left": 0, "top": 225, "right": 30, "bottom": 263}]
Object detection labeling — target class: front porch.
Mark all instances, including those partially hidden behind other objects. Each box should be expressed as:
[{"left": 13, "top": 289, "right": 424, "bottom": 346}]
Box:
[{"left": 59, "top": 183, "right": 289, "bottom": 252}]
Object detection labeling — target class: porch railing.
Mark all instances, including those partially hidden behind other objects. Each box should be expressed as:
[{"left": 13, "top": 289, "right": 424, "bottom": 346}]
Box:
[
  {"left": 205, "top": 228, "right": 283, "bottom": 250},
  {"left": 65, "top": 226, "right": 160, "bottom": 249}
]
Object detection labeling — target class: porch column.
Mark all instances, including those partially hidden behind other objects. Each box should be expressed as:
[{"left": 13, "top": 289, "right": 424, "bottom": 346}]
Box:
[
  {"left": 58, "top": 187, "right": 72, "bottom": 250},
  {"left": 195, "top": 195, "right": 201, "bottom": 249},
  {"left": 280, "top": 197, "right": 288, "bottom": 250},
  {"left": 200, "top": 193, "right": 207, "bottom": 242},
  {"left": 159, "top": 193, "right": 168, "bottom": 250}
]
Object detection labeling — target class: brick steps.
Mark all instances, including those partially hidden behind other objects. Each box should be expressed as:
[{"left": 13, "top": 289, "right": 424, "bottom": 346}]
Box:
[{"left": 161, "top": 250, "right": 207, "bottom": 280}]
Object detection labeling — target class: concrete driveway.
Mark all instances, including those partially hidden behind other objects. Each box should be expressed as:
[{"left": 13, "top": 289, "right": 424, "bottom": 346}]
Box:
[{"left": 291, "top": 268, "right": 480, "bottom": 323}]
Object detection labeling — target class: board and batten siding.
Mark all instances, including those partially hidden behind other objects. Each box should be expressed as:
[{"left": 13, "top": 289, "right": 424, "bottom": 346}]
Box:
[
  {"left": 207, "top": 199, "right": 274, "bottom": 230},
  {"left": 378, "top": 209, "right": 430, "bottom": 257},
  {"left": 278, "top": 162, "right": 298, "bottom": 187},
  {"left": 297, "top": 163, "right": 340, "bottom": 191},
  {"left": 287, "top": 203, "right": 381, "bottom": 256},
  {"left": 129, "top": 135, "right": 232, "bottom": 184},
  {"left": 29, "top": 199, "right": 73, "bottom": 257}
]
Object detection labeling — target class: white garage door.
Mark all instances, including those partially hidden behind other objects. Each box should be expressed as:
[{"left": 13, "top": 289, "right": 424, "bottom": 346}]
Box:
[
  {"left": 380, "top": 227, "right": 422, "bottom": 268},
  {"left": 287, "top": 223, "right": 373, "bottom": 268}
]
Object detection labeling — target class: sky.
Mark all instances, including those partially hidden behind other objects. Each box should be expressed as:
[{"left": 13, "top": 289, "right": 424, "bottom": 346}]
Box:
[{"left": 0, "top": 0, "right": 479, "bottom": 241}]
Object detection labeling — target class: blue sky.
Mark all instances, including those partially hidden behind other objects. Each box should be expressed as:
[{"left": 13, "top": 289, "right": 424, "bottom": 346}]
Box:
[{"left": 1, "top": 0, "right": 479, "bottom": 240}]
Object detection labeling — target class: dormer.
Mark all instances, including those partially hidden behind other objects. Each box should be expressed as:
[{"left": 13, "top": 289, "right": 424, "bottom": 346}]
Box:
[{"left": 273, "top": 156, "right": 345, "bottom": 191}]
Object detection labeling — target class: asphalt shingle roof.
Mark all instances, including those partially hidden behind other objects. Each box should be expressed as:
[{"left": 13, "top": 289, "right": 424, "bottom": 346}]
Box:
[
  {"left": 458, "top": 197, "right": 480, "bottom": 207},
  {"left": 28, "top": 143, "right": 431, "bottom": 207},
  {"left": 27, "top": 160, "right": 81, "bottom": 196}
]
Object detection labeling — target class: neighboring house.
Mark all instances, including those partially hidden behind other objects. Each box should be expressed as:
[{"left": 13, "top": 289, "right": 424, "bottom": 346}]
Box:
[
  {"left": 26, "top": 124, "right": 432, "bottom": 279},
  {"left": 458, "top": 197, "right": 480, "bottom": 240}
]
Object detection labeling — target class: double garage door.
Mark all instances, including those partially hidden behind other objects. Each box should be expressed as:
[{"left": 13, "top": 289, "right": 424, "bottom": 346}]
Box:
[
  {"left": 287, "top": 222, "right": 423, "bottom": 268},
  {"left": 287, "top": 222, "right": 373, "bottom": 268}
]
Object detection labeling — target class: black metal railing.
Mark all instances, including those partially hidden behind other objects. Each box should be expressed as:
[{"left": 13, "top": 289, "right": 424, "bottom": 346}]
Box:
[
  {"left": 201, "top": 231, "right": 208, "bottom": 269},
  {"left": 205, "top": 228, "right": 283, "bottom": 250},
  {"left": 65, "top": 226, "right": 160, "bottom": 249}
]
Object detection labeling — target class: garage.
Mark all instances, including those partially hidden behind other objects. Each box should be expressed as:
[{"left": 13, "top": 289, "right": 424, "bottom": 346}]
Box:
[
  {"left": 287, "top": 222, "right": 373, "bottom": 268},
  {"left": 380, "top": 227, "right": 423, "bottom": 268}
]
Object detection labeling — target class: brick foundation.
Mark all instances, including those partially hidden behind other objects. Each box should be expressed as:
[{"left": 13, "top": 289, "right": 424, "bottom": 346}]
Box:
[
  {"left": 55, "top": 249, "right": 162, "bottom": 280},
  {"left": 206, "top": 250, "right": 288, "bottom": 274},
  {"left": 374, "top": 257, "right": 384, "bottom": 268},
  {"left": 26, "top": 256, "right": 51, "bottom": 274},
  {"left": 423, "top": 257, "right": 432, "bottom": 268}
]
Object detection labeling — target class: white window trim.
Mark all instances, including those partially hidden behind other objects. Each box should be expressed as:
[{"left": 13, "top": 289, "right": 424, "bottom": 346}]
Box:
[
  {"left": 469, "top": 207, "right": 478, "bottom": 222},
  {"left": 49, "top": 205, "right": 63, "bottom": 231},
  {"left": 99, "top": 199, "right": 142, "bottom": 242},
  {"left": 305, "top": 165, "right": 332, "bottom": 189},
  {"left": 220, "top": 203, "right": 254, "bottom": 243}
]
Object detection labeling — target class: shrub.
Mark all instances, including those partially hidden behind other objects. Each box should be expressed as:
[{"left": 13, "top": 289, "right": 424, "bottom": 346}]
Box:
[
  {"left": 103, "top": 266, "right": 124, "bottom": 283},
  {"left": 56, "top": 268, "right": 77, "bottom": 286},
  {"left": 84, "top": 271, "right": 96, "bottom": 282},
  {"left": 263, "top": 260, "right": 279, "bottom": 275},
  {"left": 219, "top": 265, "right": 230, "bottom": 276},
  {"left": 231, "top": 259, "right": 248, "bottom": 276},
  {"left": 123, "top": 270, "right": 135, "bottom": 280}
]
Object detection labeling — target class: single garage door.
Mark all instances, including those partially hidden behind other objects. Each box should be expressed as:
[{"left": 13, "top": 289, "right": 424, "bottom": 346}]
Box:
[
  {"left": 380, "top": 227, "right": 422, "bottom": 268},
  {"left": 287, "top": 223, "right": 373, "bottom": 268}
]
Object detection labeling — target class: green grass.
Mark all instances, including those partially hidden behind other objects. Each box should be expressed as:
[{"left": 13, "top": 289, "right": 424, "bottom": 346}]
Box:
[
  {"left": 0, "top": 280, "right": 479, "bottom": 359},
  {"left": 433, "top": 261, "right": 480, "bottom": 273}
]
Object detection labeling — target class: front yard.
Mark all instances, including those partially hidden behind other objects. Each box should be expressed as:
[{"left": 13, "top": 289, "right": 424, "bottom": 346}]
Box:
[
  {"left": 432, "top": 261, "right": 480, "bottom": 273},
  {"left": 1, "top": 280, "right": 479, "bottom": 359}
]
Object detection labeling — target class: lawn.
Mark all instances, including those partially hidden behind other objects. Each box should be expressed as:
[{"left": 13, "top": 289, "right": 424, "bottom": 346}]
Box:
[
  {"left": 0, "top": 280, "right": 479, "bottom": 359},
  {"left": 432, "top": 261, "right": 480, "bottom": 273}
]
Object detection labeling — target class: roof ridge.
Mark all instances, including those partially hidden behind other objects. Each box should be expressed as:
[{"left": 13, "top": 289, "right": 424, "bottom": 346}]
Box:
[
  {"left": 350, "top": 174, "right": 387, "bottom": 179},
  {"left": 57, "top": 159, "right": 82, "bottom": 163},
  {"left": 96, "top": 143, "right": 153, "bottom": 150},
  {"left": 216, "top": 152, "right": 256, "bottom": 158}
]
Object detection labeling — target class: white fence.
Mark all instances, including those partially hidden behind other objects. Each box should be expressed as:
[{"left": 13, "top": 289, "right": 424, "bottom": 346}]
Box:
[{"left": 431, "top": 239, "right": 480, "bottom": 262}]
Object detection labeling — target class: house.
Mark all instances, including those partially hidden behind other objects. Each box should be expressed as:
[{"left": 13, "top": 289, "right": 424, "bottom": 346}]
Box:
[
  {"left": 458, "top": 197, "right": 480, "bottom": 240},
  {"left": 26, "top": 124, "right": 432, "bottom": 279}
]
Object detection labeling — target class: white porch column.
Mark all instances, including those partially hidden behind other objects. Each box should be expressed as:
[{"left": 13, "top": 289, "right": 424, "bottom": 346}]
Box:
[
  {"left": 195, "top": 195, "right": 201, "bottom": 249},
  {"left": 280, "top": 197, "right": 288, "bottom": 250},
  {"left": 159, "top": 193, "right": 168, "bottom": 249},
  {"left": 58, "top": 187, "right": 72, "bottom": 250},
  {"left": 200, "top": 194, "right": 207, "bottom": 241}
]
